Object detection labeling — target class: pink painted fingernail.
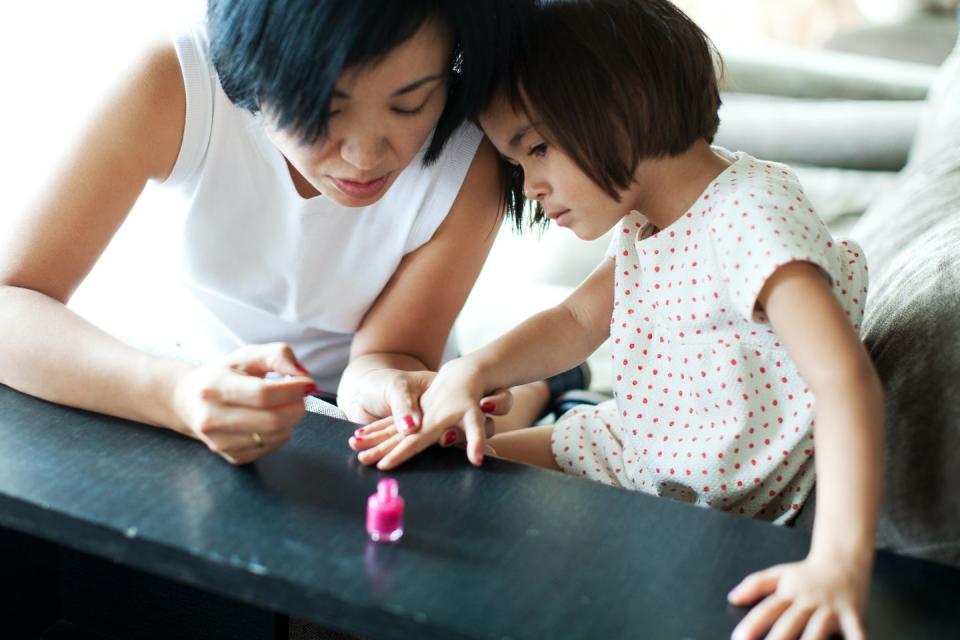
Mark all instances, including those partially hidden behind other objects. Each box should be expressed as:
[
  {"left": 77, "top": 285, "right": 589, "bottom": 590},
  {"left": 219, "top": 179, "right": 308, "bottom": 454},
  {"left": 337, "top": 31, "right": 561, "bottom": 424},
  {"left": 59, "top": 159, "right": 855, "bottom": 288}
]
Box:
[
  {"left": 354, "top": 435, "right": 364, "bottom": 442},
  {"left": 403, "top": 415, "right": 416, "bottom": 430},
  {"left": 303, "top": 383, "right": 318, "bottom": 396},
  {"left": 481, "top": 401, "right": 495, "bottom": 413},
  {"left": 441, "top": 430, "right": 457, "bottom": 446},
  {"left": 355, "top": 426, "right": 366, "bottom": 434}
]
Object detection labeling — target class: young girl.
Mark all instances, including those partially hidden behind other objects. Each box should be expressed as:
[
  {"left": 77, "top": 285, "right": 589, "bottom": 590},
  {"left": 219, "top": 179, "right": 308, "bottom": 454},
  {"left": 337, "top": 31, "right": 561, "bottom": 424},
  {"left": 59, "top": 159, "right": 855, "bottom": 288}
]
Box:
[{"left": 351, "top": 1, "right": 884, "bottom": 638}]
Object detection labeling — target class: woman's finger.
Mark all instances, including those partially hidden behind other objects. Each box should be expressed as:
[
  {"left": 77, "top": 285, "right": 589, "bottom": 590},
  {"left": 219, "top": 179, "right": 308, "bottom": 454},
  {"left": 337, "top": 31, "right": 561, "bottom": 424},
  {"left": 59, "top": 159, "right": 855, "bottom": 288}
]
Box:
[
  {"left": 212, "top": 373, "right": 316, "bottom": 409},
  {"left": 479, "top": 388, "right": 514, "bottom": 416},
  {"left": 194, "top": 402, "right": 302, "bottom": 448},
  {"left": 386, "top": 374, "right": 425, "bottom": 435},
  {"left": 224, "top": 342, "right": 310, "bottom": 379},
  {"left": 207, "top": 427, "right": 288, "bottom": 464}
]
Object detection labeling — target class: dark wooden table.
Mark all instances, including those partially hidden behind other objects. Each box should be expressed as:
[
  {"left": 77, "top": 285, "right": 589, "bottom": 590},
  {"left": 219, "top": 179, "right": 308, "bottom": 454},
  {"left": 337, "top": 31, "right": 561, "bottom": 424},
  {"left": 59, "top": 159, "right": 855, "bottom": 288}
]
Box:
[{"left": 0, "top": 384, "right": 958, "bottom": 640}]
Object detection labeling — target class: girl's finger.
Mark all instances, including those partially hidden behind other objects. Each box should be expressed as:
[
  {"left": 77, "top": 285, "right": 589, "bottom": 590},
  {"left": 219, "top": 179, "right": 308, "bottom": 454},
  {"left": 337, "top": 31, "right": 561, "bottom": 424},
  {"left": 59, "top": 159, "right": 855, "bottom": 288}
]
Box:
[
  {"left": 732, "top": 596, "right": 790, "bottom": 640},
  {"left": 462, "top": 408, "right": 488, "bottom": 466},
  {"left": 479, "top": 388, "right": 514, "bottom": 416},
  {"left": 837, "top": 608, "right": 866, "bottom": 640},
  {"left": 353, "top": 415, "right": 396, "bottom": 438},
  {"left": 357, "top": 432, "right": 405, "bottom": 466},
  {"left": 728, "top": 565, "right": 785, "bottom": 605},
  {"left": 438, "top": 428, "right": 461, "bottom": 448},
  {"left": 376, "top": 431, "right": 438, "bottom": 470},
  {"left": 350, "top": 424, "right": 400, "bottom": 451},
  {"left": 799, "top": 608, "right": 837, "bottom": 640},
  {"left": 764, "top": 603, "right": 815, "bottom": 640}
]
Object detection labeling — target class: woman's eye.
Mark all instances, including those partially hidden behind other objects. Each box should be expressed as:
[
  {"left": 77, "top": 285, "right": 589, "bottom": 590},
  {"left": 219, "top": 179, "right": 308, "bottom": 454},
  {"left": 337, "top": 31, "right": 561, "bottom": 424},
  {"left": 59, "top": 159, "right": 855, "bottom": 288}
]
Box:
[
  {"left": 392, "top": 103, "right": 427, "bottom": 116},
  {"left": 529, "top": 142, "right": 548, "bottom": 158}
]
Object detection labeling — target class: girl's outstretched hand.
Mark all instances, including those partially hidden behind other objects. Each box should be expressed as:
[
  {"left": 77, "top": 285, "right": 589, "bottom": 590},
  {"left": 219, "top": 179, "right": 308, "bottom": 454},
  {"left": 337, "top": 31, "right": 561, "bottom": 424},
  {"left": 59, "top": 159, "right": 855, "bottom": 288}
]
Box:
[
  {"left": 727, "top": 551, "right": 870, "bottom": 640},
  {"left": 349, "top": 360, "right": 510, "bottom": 469}
]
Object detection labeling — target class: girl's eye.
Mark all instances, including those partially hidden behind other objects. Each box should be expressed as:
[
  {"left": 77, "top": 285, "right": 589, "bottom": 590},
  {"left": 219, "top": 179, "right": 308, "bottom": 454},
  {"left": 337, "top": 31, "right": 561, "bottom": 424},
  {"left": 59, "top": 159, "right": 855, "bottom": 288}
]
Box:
[
  {"left": 529, "top": 142, "right": 548, "bottom": 158},
  {"left": 392, "top": 103, "right": 428, "bottom": 116}
]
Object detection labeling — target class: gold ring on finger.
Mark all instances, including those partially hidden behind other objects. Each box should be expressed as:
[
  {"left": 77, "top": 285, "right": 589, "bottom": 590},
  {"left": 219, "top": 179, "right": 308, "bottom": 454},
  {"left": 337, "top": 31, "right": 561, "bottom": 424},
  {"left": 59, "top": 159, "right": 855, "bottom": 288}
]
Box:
[{"left": 251, "top": 431, "right": 265, "bottom": 448}]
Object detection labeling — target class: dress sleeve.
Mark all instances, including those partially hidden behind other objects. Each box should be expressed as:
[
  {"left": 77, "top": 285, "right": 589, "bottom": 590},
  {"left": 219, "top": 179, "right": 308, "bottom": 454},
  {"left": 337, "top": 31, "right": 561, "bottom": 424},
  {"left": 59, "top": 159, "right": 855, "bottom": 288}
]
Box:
[{"left": 706, "top": 164, "right": 841, "bottom": 322}]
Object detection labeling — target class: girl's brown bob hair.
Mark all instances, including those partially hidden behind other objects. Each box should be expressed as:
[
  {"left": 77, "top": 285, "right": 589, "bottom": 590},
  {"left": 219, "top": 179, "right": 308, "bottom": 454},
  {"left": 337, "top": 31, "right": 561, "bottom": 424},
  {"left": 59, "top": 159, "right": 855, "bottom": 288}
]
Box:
[{"left": 497, "top": 0, "right": 722, "bottom": 227}]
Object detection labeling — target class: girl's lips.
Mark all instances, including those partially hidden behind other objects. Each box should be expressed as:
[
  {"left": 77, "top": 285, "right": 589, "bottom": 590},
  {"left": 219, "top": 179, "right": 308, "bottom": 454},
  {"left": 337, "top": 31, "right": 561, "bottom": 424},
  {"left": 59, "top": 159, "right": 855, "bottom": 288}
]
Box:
[{"left": 331, "top": 175, "right": 388, "bottom": 199}]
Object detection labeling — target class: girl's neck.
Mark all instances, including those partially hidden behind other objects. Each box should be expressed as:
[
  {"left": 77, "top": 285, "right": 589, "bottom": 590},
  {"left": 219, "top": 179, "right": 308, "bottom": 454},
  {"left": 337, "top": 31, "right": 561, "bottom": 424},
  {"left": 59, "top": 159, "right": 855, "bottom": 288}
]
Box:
[{"left": 626, "top": 140, "right": 732, "bottom": 231}]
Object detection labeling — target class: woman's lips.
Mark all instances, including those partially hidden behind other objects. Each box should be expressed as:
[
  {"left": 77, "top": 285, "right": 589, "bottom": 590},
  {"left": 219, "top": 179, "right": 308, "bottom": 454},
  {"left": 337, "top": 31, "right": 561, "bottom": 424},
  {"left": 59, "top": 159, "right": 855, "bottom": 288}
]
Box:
[
  {"left": 331, "top": 175, "right": 388, "bottom": 199},
  {"left": 547, "top": 208, "right": 571, "bottom": 226}
]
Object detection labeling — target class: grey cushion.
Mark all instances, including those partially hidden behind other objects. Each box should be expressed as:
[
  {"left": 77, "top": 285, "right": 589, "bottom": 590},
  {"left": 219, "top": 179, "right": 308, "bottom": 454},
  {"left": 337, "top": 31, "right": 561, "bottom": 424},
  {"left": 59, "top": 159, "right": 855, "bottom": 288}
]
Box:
[
  {"left": 716, "top": 94, "right": 923, "bottom": 171},
  {"left": 850, "top": 35, "right": 960, "bottom": 566}
]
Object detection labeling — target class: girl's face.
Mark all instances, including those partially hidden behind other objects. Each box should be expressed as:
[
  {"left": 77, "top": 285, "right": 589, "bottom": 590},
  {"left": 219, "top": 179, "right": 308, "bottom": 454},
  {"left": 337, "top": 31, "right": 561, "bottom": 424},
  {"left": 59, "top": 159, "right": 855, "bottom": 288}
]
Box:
[
  {"left": 264, "top": 19, "right": 452, "bottom": 205},
  {"left": 479, "top": 97, "right": 637, "bottom": 241}
]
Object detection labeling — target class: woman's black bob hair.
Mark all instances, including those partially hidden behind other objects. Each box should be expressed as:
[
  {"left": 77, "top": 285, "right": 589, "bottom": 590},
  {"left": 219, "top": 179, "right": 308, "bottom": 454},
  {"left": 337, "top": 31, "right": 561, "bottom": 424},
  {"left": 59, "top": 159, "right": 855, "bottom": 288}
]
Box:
[{"left": 208, "top": 0, "right": 530, "bottom": 167}]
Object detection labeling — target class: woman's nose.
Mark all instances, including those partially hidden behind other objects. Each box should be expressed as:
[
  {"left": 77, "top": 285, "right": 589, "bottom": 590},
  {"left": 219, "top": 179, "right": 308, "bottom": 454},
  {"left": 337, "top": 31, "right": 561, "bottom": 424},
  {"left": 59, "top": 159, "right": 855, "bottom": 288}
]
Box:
[{"left": 340, "top": 131, "right": 384, "bottom": 172}]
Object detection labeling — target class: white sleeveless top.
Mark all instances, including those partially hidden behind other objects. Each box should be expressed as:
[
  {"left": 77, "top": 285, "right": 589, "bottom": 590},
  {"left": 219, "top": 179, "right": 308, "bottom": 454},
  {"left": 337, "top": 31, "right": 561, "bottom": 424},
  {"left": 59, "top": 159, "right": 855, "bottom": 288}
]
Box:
[{"left": 161, "top": 27, "right": 483, "bottom": 393}]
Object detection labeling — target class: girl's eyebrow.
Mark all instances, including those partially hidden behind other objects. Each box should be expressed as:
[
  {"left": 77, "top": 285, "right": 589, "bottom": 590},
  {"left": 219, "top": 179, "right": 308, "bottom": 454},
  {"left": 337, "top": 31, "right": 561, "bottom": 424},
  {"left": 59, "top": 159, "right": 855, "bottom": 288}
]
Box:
[
  {"left": 332, "top": 74, "right": 445, "bottom": 100},
  {"left": 509, "top": 125, "right": 533, "bottom": 148}
]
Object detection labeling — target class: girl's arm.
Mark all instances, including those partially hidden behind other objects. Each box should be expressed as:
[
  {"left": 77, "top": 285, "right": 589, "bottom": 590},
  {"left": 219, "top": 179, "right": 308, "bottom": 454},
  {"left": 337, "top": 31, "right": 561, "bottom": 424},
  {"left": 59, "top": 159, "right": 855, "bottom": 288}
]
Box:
[
  {"left": 370, "top": 257, "right": 616, "bottom": 469},
  {"left": 0, "top": 45, "right": 313, "bottom": 464},
  {"left": 337, "top": 137, "right": 504, "bottom": 427},
  {"left": 729, "top": 261, "right": 884, "bottom": 640}
]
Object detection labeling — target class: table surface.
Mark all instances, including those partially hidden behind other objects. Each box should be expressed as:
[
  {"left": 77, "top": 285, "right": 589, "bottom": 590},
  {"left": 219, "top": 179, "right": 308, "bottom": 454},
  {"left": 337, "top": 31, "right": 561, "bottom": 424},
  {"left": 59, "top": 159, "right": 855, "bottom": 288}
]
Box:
[{"left": 1, "top": 384, "right": 958, "bottom": 640}]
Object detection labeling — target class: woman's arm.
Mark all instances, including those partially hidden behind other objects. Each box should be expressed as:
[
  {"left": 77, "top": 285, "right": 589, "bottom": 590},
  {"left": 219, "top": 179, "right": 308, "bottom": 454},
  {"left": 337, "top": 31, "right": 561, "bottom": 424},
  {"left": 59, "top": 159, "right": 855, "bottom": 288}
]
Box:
[
  {"left": 0, "top": 45, "right": 312, "bottom": 463},
  {"left": 0, "top": 43, "right": 187, "bottom": 425},
  {"left": 729, "top": 261, "right": 884, "bottom": 640},
  {"left": 337, "top": 137, "right": 504, "bottom": 426}
]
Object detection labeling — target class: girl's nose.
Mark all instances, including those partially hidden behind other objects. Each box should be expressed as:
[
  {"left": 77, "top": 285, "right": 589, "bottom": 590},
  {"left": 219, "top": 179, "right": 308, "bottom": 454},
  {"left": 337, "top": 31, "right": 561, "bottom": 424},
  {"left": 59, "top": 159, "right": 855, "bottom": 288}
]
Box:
[{"left": 523, "top": 183, "right": 549, "bottom": 201}]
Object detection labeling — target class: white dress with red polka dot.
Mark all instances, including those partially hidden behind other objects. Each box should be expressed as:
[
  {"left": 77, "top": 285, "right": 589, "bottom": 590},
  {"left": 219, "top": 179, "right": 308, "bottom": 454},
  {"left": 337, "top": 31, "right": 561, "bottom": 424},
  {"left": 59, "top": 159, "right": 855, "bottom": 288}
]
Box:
[{"left": 551, "top": 150, "right": 868, "bottom": 523}]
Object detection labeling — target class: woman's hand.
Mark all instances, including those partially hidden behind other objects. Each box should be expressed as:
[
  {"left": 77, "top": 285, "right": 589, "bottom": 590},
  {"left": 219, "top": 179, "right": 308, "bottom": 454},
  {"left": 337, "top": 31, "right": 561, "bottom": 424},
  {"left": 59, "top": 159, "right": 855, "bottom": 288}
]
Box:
[
  {"left": 728, "top": 550, "right": 870, "bottom": 640},
  {"left": 339, "top": 368, "right": 438, "bottom": 432},
  {"left": 171, "top": 343, "right": 315, "bottom": 464}
]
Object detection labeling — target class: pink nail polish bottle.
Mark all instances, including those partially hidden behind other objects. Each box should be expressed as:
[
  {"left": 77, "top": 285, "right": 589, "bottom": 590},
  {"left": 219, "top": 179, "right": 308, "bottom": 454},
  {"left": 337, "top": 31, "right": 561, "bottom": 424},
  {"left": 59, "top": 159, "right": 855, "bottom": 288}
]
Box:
[{"left": 366, "top": 478, "right": 405, "bottom": 543}]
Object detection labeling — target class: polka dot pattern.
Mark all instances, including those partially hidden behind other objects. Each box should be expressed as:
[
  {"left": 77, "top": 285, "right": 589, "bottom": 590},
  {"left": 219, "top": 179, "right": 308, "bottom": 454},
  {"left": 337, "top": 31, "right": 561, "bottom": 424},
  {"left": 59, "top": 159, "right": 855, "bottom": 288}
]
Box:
[{"left": 551, "top": 151, "right": 869, "bottom": 524}]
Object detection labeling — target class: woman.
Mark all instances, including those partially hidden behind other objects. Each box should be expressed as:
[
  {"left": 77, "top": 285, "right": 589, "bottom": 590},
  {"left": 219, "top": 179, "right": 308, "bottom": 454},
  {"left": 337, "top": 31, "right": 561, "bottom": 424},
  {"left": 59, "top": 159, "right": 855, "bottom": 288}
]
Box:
[{"left": 0, "top": 0, "right": 547, "bottom": 464}]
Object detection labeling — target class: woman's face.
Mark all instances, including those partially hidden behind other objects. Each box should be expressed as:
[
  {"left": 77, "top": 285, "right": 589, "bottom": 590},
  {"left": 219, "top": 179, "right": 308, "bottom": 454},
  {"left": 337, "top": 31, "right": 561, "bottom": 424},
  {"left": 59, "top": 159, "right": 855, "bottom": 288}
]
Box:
[{"left": 264, "top": 19, "right": 452, "bottom": 205}]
